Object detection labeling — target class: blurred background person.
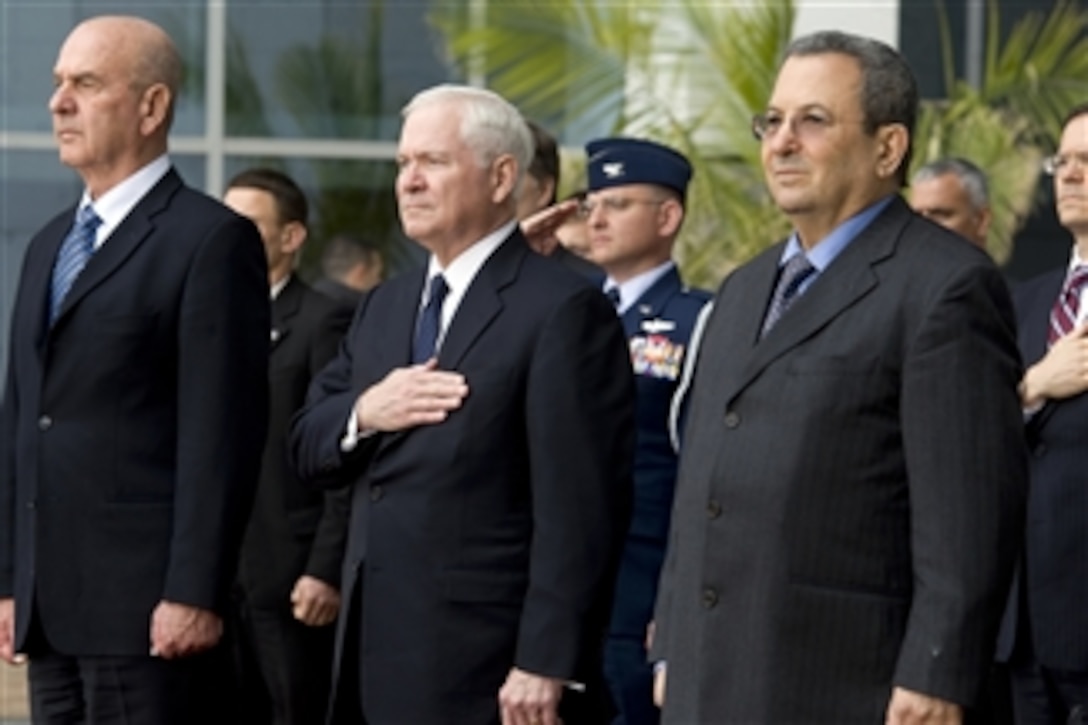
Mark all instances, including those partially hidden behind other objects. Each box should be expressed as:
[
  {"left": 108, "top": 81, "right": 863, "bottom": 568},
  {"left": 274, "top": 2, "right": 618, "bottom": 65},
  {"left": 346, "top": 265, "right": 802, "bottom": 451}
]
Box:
[
  {"left": 224, "top": 167, "right": 351, "bottom": 725},
  {"left": 313, "top": 232, "right": 384, "bottom": 310},
  {"left": 910, "top": 157, "right": 992, "bottom": 250},
  {"left": 519, "top": 119, "right": 602, "bottom": 280}
]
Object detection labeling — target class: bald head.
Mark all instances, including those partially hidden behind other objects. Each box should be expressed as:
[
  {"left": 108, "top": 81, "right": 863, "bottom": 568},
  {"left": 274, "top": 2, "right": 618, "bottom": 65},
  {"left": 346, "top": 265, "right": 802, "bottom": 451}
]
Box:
[
  {"left": 70, "top": 16, "right": 181, "bottom": 106},
  {"left": 51, "top": 16, "right": 181, "bottom": 196}
]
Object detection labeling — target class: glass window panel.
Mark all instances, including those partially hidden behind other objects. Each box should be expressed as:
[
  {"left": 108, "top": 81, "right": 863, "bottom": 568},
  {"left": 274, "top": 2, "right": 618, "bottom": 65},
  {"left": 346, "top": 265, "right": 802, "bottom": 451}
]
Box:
[
  {"left": 223, "top": 156, "right": 424, "bottom": 282},
  {"left": 225, "top": 1, "right": 453, "bottom": 140},
  {"left": 0, "top": 2, "right": 206, "bottom": 135}
]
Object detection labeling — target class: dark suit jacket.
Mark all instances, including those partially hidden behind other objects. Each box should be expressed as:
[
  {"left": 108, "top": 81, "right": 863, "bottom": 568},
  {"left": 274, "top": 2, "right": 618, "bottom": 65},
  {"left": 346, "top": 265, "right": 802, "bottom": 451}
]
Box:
[
  {"left": 311, "top": 277, "right": 363, "bottom": 316},
  {"left": 0, "top": 168, "right": 270, "bottom": 655},
  {"left": 651, "top": 198, "right": 1027, "bottom": 722},
  {"left": 236, "top": 275, "right": 351, "bottom": 609},
  {"left": 291, "top": 229, "right": 635, "bottom": 724},
  {"left": 608, "top": 268, "right": 709, "bottom": 640},
  {"left": 996, "top": 267, "right": 1088, "bottom": 671}
]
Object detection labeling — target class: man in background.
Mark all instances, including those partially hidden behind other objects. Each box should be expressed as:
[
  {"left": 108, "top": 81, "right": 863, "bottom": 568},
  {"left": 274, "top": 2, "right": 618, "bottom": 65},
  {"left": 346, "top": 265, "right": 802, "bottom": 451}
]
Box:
[
  {"left": 519, "top": 119, "right": 602, "bottom": 280},
  {"left": 910, "top": 157, "right": 992, "bottom": 250},
  {"left": 997, "top": 103, "right": 1088, "bottom": 724},
  {"left": 313, "top": 233, "right": 384, "bottom": 309},
  {"left": 0, "top": 16, "right": 269, "bottom": 724},
  {"left": 224, "top": 168, "right": 351, "bottom": 725},
  {"left": 582, "top": 136, "right": 710, "bottom": 725}
]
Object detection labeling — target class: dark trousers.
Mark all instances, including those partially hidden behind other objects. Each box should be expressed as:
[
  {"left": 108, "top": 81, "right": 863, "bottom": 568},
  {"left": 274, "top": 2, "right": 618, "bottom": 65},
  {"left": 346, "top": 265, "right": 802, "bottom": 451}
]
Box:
[
  {"left": 28, "top": 645, "right": 235, "bottom": 725},
  {"left": 327, "top": 575, "right": 366, "bottom": 725},
  {"left": 603, "top": 635, "right": 657, "bottom": 725},
  {"left": 232, "top": 594, "right": 337, "bottom": 725},
  {"left": 1010, "top": 656, "right": 1088, "bottom": 724}
]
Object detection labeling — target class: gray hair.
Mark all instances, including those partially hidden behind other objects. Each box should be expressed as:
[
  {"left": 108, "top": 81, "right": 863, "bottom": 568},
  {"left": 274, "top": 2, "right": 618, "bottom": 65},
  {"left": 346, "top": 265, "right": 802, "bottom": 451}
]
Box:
[
  {"left": 402, "top": 84, "right": 533, "bottom": 183},
  {"left": 912, "top": 158, "right": 990, "bottom": 210},
  {"left": 785, "top": 31, "right": 918, "bottom": 185}
]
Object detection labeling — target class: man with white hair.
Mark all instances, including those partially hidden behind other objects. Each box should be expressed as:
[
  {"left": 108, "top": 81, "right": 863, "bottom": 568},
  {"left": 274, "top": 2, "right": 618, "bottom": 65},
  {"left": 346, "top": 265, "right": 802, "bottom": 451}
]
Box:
[
  {"left": 910, "top": 157, "right": 992, "bottom": 250},
  {"left": 291, "top": 84, "right": 634, "bottom": 725}
]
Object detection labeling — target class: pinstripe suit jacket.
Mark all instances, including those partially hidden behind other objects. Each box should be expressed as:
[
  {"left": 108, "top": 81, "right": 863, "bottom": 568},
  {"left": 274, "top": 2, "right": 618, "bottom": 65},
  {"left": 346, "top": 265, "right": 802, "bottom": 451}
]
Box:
[{"left": 652, "top": 197, "right": 1028, "bottom": 723}]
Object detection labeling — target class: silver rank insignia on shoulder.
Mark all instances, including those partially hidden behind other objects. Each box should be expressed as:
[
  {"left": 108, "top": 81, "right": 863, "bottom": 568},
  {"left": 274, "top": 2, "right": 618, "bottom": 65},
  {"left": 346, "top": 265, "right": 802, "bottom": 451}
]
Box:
[{"left": 641, "top": 318, "right": 676, "bottom": 334}]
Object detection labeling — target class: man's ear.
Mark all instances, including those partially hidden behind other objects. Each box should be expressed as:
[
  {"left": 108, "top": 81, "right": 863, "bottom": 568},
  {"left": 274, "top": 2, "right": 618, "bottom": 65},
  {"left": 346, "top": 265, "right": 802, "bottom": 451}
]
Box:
[
  {"left": 280, "top": 221, "right": 308, "bottom": 255},
  {"left": 658, "top": 198, "right": 685, "bottom": 238},
  {"left": 492, "top": 154, "right": 519, "bottom": 204},
  {"left": 875, "top": 123, "right": 909, "bottom": 181},
  {"left": 139, "top": 83, "right": 172, "bottom": 137}
]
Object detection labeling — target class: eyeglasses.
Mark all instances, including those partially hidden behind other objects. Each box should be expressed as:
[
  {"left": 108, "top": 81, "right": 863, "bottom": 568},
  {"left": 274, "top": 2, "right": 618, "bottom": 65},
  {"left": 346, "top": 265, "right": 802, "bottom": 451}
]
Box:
[
  {"left": 751, "top": 110, "right": 869, "bottom": 141},
  {"left": 1043, "top": 151, "right": 1088, "bottom": 176},
  {"left": 579, "top": 196, "right": 666, "bottom": 216}
]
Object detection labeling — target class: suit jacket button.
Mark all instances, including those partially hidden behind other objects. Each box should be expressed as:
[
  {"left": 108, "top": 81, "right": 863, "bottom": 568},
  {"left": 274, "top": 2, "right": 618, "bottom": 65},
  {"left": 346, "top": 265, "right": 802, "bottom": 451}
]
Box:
[
  {"left": 723, "top": 411, "right": 740, "bottom": 428},
  {"left": 707, "top": 499, "right": 722, "bottom": 519},
  {"left": 370, "top": 485, "right": 383, "bottom": 502},
  {"left": 702, "top": 587, "right": 719, "bottom": 608},
  {"left": 37, "top": 415, "right": 52, "bottom": 431}
]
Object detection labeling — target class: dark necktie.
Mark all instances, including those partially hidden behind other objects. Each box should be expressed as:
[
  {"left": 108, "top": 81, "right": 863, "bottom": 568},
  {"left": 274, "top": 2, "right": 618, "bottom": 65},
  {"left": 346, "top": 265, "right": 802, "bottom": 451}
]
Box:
[
  {"left": 412, "top": 274, "right": 449, "bottom": 363},
  {"left": 1049, "top": 264, "right": 1088, "bottom": 346},
  {"left": 761, "top": 253, "right": 816, "bottom": 338},
  {"left": 50, "top": 204, "right": 102, "bottom": 324},
  {"left": 605, "top": 286, "right": 621, "bottom": 310}
]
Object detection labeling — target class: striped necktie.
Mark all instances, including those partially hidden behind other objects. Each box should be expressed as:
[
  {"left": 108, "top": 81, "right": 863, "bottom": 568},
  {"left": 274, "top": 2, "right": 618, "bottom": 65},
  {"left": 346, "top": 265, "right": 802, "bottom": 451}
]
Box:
[
  {"left": 50, "top": 204, "right": 102, "bottom": 323},
  {"left": 761, "top": 253, "right": 816, "bottom": 338},
  {"left": 1049, "top": 265, "right": 1088, "bottom": 346}
]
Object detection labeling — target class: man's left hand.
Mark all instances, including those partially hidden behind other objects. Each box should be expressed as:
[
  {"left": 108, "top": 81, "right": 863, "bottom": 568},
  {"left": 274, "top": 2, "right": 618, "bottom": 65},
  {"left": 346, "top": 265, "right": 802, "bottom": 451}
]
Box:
[
  {"left": 498, "top": 667, "right": 563, "bottom": 725},
  {"left": 886, "top": 687, "right": 962, "bottom": 725},
  {"left": 291, "top": 575, "right": 341, "bottom": 627},
  {"left": 149, "top": 601, "right": 223, "bottom": 659}
]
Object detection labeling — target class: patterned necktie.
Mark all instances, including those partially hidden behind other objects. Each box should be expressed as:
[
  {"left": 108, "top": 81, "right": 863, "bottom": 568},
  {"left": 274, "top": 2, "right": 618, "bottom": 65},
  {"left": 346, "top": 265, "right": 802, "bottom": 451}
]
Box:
[
  {"left": 412, "top": 274, "right": 449, "bottom": 363},
  {"left": 761, "top": 253, "right": 816, "bottom": 338},
  {"left": 50, "top": 204, "right": 102, "bottom": 324},
  {"left": 1048, "top": 265, "right": 1088, "bottom": 346}
]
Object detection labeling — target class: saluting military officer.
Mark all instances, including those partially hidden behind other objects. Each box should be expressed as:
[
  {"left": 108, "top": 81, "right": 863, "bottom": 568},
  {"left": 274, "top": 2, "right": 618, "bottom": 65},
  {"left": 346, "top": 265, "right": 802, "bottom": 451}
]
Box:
[{"left": 583, "top": 137, "right": 711, "bottom": 725}]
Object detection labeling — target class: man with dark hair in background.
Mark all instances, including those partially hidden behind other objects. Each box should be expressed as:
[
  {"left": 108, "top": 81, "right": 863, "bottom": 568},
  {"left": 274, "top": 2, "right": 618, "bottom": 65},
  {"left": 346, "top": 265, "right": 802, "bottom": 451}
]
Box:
[
  {"left": 223, "top": 167, "right": 351, "bottom": 725},
  {"left": 651, "top": 30, "right": 1026, "bottom": 724},
  {"left": 0, "top": 16, "right": 269, "bottom": 724},
  {"left": 314, "top": 233, "right": 384, "bottom": 309},
  {"left": 518, "top": 119, "right": 602, "bottom": 281}
]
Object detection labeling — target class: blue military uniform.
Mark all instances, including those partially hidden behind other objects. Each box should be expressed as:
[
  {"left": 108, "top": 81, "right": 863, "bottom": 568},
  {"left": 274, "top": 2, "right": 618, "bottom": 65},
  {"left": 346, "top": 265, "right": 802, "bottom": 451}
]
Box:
[
  {"left": 604, "top": 270, "right": 708, "bottom": 725},
  {"left": 585, "top": 136, "right": 711, "bottom": 725}
]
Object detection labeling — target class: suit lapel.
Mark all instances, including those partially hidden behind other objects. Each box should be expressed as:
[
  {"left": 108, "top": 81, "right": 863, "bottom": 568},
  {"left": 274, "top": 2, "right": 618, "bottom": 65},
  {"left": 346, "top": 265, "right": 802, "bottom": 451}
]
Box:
[
  {"left": 437, "top": 230, "right": 525, "bottom": 369},
  {"left": 1023, "top": 269, "right": 1065, "bottom": 432},
  {"left": 621, "top": 266, "right": 682, "bottom": 335},
  {"left": 51, "top": 169, "right": 183, "bottom": 328},
  {"left": 727, "top": 198, "right": 907, "bottom": 404},
  {"left": 30, "top": 212, "right": 78, "bottom": 351},
  {"left": 271, "top": 276, "right": 303, "bottom": 350}
]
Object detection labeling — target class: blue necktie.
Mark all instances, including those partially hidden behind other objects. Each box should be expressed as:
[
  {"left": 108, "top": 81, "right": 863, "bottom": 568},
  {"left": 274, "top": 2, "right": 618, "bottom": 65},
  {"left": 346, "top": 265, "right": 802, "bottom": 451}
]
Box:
[
  {"left": 50, "top": 204, "right": 102, "bottom": 324},
  {"left": 760, "top": 253, "right": 815, "bottom": 338},
  {"left": 605, "top": 286, "right": 621, "bottom": 310},
  {"left": 412, "top": 274, "right": 449, "bottom": 363}
]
